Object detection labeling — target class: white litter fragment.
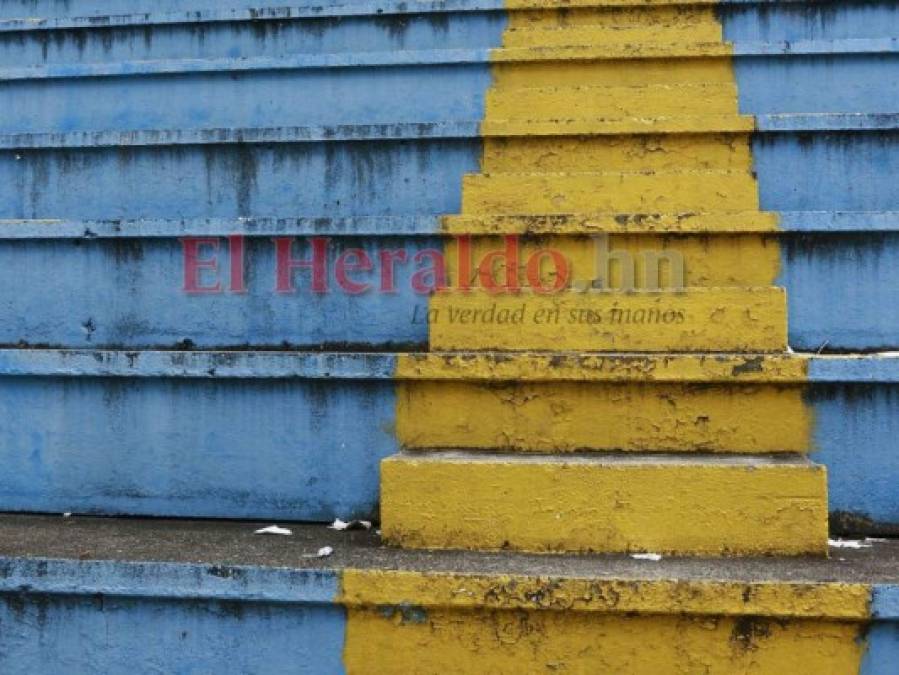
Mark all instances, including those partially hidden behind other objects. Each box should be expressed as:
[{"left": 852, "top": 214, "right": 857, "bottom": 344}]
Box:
[
  {"left": 62, "top": 512, "right": 72, "bottom": 518},
  {"left": 254, "top": 525, "right": 293, "bottom": 536},
  {"left": 631, "top": 553, "right": 663, "bottom": 562},
  {"left": 865, "top": 537, "right": 889, "bottom": 543},
  {"left": 329, "top": 518, "right": 372, "bottom": 531},
  {"left": 828, "top": 538, "right": 871, "bottom": 549},
  {"left": 303, "top": 546, "right": 334, "bottom": 559}
]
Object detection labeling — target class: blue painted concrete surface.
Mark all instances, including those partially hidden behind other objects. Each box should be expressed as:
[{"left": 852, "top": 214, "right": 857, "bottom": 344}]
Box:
[
  {"left": 862, "top": 623, "right": 899, "bottom": 675},
  {"left": 0, "top": 237, "right": 435, "bottom": 348},
  {"left": 0, "top": 141, "right": 482, "bottom": 218},
  {"left": 0, "top": 377, "right": 398, "bottom": 520},
  {"left": 780, "top": 234, "right": 899, "bottom": 352},
  {"left": 811, "top": 385, "right": 899, "bottom": 529},
  {"left": 0, "top": 593, "right": 346, "bottom": 674},
  {"left": 0, "top": 232, "right": 895, "bottom": 351}
]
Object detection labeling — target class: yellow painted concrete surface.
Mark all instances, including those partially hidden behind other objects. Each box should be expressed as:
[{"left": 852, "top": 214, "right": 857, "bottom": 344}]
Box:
[
  {"left": 344, "top": 607, "right": 862, "bottom": 674},
  {"left": 481, "top": 115, "right": 755, "bottom": 136},
  {"left": 340, "top": 570, "right": 870, "bottom": 619},
  {"left": 506, "top": 0, "right": 724, "bottom": 7},
  {"left": 442, "top": 212, "right": 780, "bottom": 234},
  {"left": 502, "top": 23, "right": 723, "bottom": 49},
  {"left": 478, "top": 134, "right": 754, "bottom": 173},
  {"left": 443, "top": 234, "right": 781, "bottom": 289},
  {"left": 492, "top": 57, "right": 737, "bottom": 90},
  {"left": 396, "top": 380, "right": 810, "bottom": 452},
  {"left": 380, "top": 452, "right": 828, "bottom": 555},
  {"left": 504, "top": 5, "right": 725, "bottom": 33},
  {"left": 461, "top": 170, "right": 760, "bottom": 213},
  {"left": 428, "top": 288, "right": 787, "bottom": 352},
  {"left": 394, "top": 352, "right": 809, "bottom": 383},
  {"left": 487, "top": 83, "right": 739, "bottom": 120}
]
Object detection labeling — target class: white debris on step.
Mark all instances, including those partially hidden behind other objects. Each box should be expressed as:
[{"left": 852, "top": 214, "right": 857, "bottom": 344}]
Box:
[
  {"left": 329, "top": 518, "right": 372, "bottom": 531},
  {"left": 303, "top": 546, "right": 334, "bottom": 559},
  {"left": 828, "top": 538, "right": 871, "bottom": 549},
  {"left": 254, "top": 525, "right": 293, "bottom": 536},
  {"left": 630, "top": 553, "right": 663, "bottom": 561}
]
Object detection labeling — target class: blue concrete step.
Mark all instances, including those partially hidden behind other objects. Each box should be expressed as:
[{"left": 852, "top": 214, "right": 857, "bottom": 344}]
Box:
[
  {"left": 0, "top": 349, "right": 895, "bottom": 530},
  {"left": 0, "top": 515, "right": 896, "bottom": 673},
  {"left": 0, "top": 219, "right": 898, "bottom": 351}
]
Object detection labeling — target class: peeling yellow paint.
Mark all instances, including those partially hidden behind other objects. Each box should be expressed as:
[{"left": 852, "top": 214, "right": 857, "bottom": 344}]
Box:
[
  {"left": 443, "top": 234, "right": 781, "bottom": 288},
  {"left": 396, "top": 381, "right": 811, "bottom": 453},
  {"left": 343, "top": 607, "right": 863, "bottom": 674},
  {"left": 342, "top": 569, "right": 867, "bottom": 671},
  {"left": 395, "top": 352, "right": 809, "bottom": 383},
  {"left": 503, "top": 5, "right": 726, "bottom": 36},
  {"left": 380, "top": 453, "right": 828, "bottom": 555},
  {"left": 487, "top": 83, "right": 740, "bottom": 120},
  {"left": 340, "top": 570, "right": 870, "bottom": 619},
  {"left": 461, "top": 170, "right": 761, "bottom": 214},
  {"left": 478, "top": 133, "right": 756, "bottom": 174}
]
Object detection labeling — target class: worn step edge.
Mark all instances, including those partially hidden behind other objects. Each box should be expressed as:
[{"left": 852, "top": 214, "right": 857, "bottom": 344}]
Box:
[
  {"left": 380, "top": 450, "right": 829, "bottom": 556},
  {"left": 0, "top": 0, "right": 854, "bottom": 34},
  {"left": 0, "top": 515, "right": 895, "bottom": 619},
  {"left": 0, "top": 349, "right": 896, "bottom": 383},
  {"left": 3, "top": 211, "right": 899, "bottom": 238},
  {"left": 4, "top": 39, "right": 895, "bottom": 82},
  {"left": 5, "top": 114, "right": 899, "bottom": 149}
]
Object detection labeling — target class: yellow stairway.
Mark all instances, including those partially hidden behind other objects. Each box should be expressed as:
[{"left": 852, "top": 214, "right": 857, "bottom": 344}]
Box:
[{"left": 380, "top": 0, "right": 828, "bottom": 557}]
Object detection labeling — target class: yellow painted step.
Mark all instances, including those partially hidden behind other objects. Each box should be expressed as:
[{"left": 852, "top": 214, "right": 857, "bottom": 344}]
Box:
[
  {"left": 442, "top": 211, "right": 779, "bottom": 234},
  {"left": 428, "top": 288, "right": 787, "bottom": 352},
  {"left": 479, "top": 134, "right": 755, "bottom": 173},
  {"left": 487, "top": 83, "right": 739, "bottom": 119},
  {"left": 505, "top": 5, "right": 724, "bottom": 31},
  {"left": 493, "top": 42, "right": 732, "bottom": 63},
  {"left": 460, "top": 170, "right": 759, "bottom": 213},
  {"left": 493, "top": 57, "right": 736, "bottom": 89},
  {"left": 507, "top": 0, "right": 723, "bottom": 8},
  {"left": 381, "top": 451, "right": 828, "bottom": 556},
  {"left": 502, "top": 25, "right": 723, "bottom": 48},
  {"left": 396, "top": 380, "right": 810, "bottom": 453},
  {"left": 443, "top": 233, "right": 781, "bottom": 288}
]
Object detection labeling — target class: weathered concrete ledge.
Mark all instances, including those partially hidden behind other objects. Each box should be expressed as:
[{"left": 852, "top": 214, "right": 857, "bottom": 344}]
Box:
[
  {"left": 2, "top": 39, "right": 894, "bottom": 82},
  {"left": 2, "top": 115, "right": 897, "bottom": 149},
  {"left": 1, "top": 349, "right": 899, "bottom": 383},
  {"left": 0, "top": 514, "right": 896, "bottom": 618},
  {"left": 5, "top": 211, "right": 899, "bottom": 237}
]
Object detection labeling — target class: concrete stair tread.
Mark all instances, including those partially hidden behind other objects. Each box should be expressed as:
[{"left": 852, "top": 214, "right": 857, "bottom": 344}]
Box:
[
  {"left": 467, "top": 168, "right": 755, "bottom": 177},
  {"left": 8, "top": 347, "right": 898, "bottom": 384},
  {"left": 0, "top": 512, "right": 891, "bottom": 585},
  {"left": 489, "top": 82, "right": 738, "bottom": 95},
  {"left": 397, "top": 450, "right": 816, "bottom": 466},
  {"left": 495, "top": 42, "right": 732, "bottom": 60},
  {"left": 442, "top": 210, "right": 781, "bottom": 233},
  {"left": 480, "top": 115, "right": 756, "bottom": 135}
]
